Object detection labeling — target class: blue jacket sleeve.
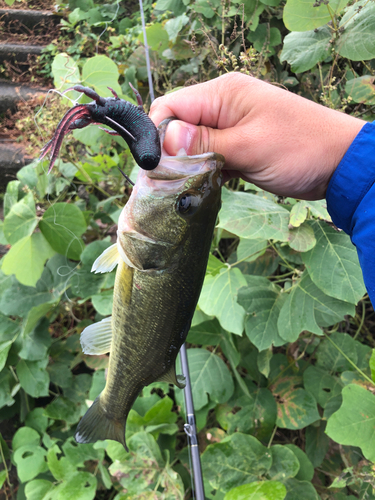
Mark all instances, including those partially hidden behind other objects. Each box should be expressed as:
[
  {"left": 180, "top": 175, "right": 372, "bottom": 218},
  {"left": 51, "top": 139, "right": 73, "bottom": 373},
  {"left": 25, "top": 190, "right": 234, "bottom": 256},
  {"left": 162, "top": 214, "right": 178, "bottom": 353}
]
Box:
[{"left": 326, "top": 121, "right": 375, "bottom": 304}]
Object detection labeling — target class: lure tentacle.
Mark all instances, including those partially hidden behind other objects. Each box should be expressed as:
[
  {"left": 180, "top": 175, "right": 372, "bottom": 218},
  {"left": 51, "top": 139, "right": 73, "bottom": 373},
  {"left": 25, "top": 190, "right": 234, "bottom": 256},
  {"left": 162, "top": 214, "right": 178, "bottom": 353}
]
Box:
[{"left": 40, "top": 85, "right": 161, "bottom": 172}]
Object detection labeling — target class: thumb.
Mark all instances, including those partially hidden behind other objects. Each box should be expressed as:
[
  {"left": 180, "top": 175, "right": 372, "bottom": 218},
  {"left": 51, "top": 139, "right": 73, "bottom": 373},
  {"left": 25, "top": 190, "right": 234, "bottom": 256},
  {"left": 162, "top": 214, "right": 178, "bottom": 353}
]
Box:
[{"left": 163, "top": 120, "right": 225, "bottom": 158}]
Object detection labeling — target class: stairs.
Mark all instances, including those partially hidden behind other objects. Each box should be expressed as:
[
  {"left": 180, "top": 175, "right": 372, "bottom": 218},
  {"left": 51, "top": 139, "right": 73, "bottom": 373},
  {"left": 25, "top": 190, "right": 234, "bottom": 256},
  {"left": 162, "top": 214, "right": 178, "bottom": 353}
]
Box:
[{"left": 0, "top": 6, "right": 58, "bottom": 185}]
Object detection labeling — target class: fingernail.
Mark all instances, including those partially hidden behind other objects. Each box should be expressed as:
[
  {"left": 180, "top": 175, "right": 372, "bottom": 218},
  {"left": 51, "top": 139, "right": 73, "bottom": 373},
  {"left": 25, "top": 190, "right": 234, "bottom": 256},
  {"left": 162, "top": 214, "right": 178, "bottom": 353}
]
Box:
[{"left": 165, "top": 120, "right": 196, "bottom": 155}]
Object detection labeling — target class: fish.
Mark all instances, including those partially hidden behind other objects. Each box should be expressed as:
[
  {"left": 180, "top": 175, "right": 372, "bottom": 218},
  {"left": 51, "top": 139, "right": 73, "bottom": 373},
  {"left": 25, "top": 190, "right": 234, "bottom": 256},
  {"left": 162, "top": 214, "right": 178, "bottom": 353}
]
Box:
[{"left": 75, "top": 120, "right": 224, "bottom": 449}]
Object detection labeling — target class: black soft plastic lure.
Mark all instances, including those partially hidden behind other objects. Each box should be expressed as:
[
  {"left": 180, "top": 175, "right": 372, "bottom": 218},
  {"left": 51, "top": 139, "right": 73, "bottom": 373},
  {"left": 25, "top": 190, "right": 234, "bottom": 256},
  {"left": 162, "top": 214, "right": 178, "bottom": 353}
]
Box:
[{"left": 40, "top": 84, "right": 161, "bottom": 172}]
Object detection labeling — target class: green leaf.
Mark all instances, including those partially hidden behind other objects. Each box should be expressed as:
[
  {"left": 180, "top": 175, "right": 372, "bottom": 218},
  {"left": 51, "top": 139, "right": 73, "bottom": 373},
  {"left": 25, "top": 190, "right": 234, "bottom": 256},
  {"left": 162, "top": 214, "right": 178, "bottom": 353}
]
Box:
[
  {"left": 302, "top": 220, "right": 365, "bottom": 303},
  {"left": 52, "top": 53, "right": 80, "bottom": 92},
  {"left": 44, "top": 396, "right": 82, "bottom": 423},
  {"left": 326, "top": 384, "right": 375, "bottom": 462},
  {"left": 62, "top": 438, "right": 104, "bottom": 467},
  {"left": 287, "top": 222, "right": 316, "bottom": 252},
  {"left": 0, "top": 369, "right": 16, "bottom": 409},
  {"left": 82, "top": 55, "right": 121, "bottom": 97},
  {"left": 138, "top": 22, "right": 169, "bottom": 52},
  {"left": 345, "top": 76, "right": 375, "bottom": 105},
  {"left": 238, "top": 277, "right": 287, "bottom": 350},
  {"left": 289, "top": 201, "right": 308, "bottom": 227},
  {"left": 224, "top": 480, "right": 286, "bottom": 500},
  {"left": 284, "top": 444, "right": 314, "bottom": 482},
  {"left": 176, "top": 348, "right": 234, "bottom": 411},
  {"left": 315, "top": 332, "right": 358, "bottom": 373},
  {"left": 283, "top": 0, "right": 347, "bottom": 31},
  {"left": 47, "top": 446, "right": 77, "bottom": 481},
  {"left": 303, "top": 365, "right": 342, "bottom": 408},
  {"left": 370, "top": 349, "right": 375, "bottom": 382},
  {"left": 218, "top": 189, "right": 290, "bottom": 241},
  {"left": 3, "top": 192, "right": 38, "bottom": 245},
  {"left": 2, "top": 233, "right": 55, "bottom": 287},
  {"left": 268, "top": 445, "right": 300, "bottom": 481},
  {"left": 337, "top": 1, "right": 375, "bottom": 61},
  {"left": 216, "top": 386, "right": 277, "bottom": 439},
  {"left": 278, "top": 271, "right": 354, "bottom": 342},
  {"left": 247, "top": 24, "right": 281, "bottom": 56},
  {"left": 25, "top": 480, "right": 54, "bottom": 500},
  {"left": 0, "top": 275, "right": 53, "bottom": 318},
  {"left": 4, "top": 180, "right": 20, "bottom": 217},
  {"left": 25, "top": 408, "right": 49, "bottom": 434},
  {"left": 0, "top": 340, "right": 13, "bottom": 372},
  {"left": 39, "top": 203, "right": 87, "bottom": 260},
  {"left": 53, "top": 471, "right": 97, "bottom": 500},
  {"left": 206, "top": 254, "right": 226, "bottom": 276},
  {"left": 236, "top": 238, "right": 268, "bottom": 263},
  {"left": 271, "top": 377, "right": 320, "bottom": 430},
  {"left": 91, "top": 289, "right": 113, "bottom": 315},
  {"left": 201, "top": 433, "right": 272, "bottom": 493},
  {"left": 305, "top": 422, "right": 329, "bottom": 467},
  {"left": 12, "top": 427, "right": 40, "bottom": 451},
  {"left": 22, "top": 301, "right": 58, "bottom": 337},
  {"left": 18, "top": 317, "right": 52, "bottom": 361},
  {"left": 199, "top": 266, "right": 247, "bottom": 335},
  {"left": 281, "top": 26, "right": 331, "bottom": 73},
  {"left": 165, "top": 14, "right": 189, "bottom": 43},
  {"left": 16, "top": 358, "right": 49, "bottom": 398},
  {"left": 283, "top": 478, "right": 319, "bottom": 500},
  {"left": 13, "top": 444, "right": 47, "bottom": 483}
]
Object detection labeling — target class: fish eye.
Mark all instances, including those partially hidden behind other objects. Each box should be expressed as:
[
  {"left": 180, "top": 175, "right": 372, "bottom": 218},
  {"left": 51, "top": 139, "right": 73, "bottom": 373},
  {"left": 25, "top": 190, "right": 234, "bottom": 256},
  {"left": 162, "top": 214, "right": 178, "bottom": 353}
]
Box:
[{"left": 178, "top": 195, "right": 191, "bottom": 214}]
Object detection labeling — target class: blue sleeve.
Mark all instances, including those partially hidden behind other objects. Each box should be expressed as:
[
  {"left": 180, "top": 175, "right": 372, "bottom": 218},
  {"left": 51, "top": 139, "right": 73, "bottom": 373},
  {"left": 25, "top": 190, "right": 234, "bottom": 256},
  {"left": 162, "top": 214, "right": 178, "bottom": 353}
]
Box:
[{"left": 326, "top": 121, "right": 375, "bottom": 304}]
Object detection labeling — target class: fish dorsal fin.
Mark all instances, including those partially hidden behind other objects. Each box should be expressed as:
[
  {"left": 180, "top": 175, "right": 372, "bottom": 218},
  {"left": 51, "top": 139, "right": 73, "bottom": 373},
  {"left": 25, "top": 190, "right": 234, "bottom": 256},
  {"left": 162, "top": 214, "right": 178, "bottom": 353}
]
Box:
[
  {"left": 80, "top": 316, "right": 112, "bottom": 355},
  {"left": 157, "top": 364, "right": 186, "bottom": 389},
  {"left": 92, "top": 243, "right": 120, "bottom": 274}
]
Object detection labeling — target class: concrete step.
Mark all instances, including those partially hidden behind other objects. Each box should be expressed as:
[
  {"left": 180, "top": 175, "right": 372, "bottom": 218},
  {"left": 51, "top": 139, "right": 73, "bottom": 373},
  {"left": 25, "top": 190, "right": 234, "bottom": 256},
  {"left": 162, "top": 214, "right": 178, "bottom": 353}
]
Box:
[
  {"left": 0, "top": 141, "right": 33, "bottom": 186},
  {"left": 0, "top": 43, "right": 46, "bottom": 63},
  {"left": 0, "top": 80, "right": 46, "bottom": 114},
  {"left": 0, "top": 8, "right": 57, "bottom": 29}
]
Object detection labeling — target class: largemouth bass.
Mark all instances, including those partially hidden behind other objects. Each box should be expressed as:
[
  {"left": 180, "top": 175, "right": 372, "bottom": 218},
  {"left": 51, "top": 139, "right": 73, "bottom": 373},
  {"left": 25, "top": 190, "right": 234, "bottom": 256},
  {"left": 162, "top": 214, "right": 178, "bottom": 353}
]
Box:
[{"left": 75, "top": 123, "right": 224, "bottom": 449}]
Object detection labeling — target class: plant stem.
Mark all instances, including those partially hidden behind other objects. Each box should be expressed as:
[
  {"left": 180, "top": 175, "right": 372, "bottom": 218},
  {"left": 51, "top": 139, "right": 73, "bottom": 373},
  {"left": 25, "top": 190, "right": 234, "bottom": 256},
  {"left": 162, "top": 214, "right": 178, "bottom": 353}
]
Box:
[
  {"left": 353, "top": 300, "right": 366, "bottom": 340},
  {"left": 267, "top": 425, "right": 277, "bottom": 448},
  {"left": 0, "top": 441, "right": 13, "bottom": 500}
]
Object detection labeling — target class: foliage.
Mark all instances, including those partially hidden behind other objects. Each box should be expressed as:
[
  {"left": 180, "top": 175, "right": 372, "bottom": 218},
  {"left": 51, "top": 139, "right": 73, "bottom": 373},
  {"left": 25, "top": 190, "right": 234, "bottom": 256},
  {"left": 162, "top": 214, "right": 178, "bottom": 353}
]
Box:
[{"left": 2, "top": 0, "right": 375, "bottom": 498}]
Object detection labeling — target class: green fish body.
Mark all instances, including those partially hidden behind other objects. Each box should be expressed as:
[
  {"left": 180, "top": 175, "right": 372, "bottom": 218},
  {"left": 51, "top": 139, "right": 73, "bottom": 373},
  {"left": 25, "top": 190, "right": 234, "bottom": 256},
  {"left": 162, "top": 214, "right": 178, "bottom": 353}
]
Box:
[{"left": 75, "top": 138, "right": 224, "bottom": 449}]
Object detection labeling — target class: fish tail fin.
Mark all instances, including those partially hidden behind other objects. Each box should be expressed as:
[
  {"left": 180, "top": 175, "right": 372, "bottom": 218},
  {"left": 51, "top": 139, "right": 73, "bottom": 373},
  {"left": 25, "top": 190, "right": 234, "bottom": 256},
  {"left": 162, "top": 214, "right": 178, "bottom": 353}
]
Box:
[{"left": 75, "top": 396, "right": 128, "bottom": 451}]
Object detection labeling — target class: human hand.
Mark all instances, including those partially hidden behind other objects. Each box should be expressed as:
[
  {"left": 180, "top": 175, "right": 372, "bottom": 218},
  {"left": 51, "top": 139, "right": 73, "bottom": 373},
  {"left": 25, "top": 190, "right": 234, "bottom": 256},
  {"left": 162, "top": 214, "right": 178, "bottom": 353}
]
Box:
[{"left": 149, "top": 73, "right": 365, "bottom": 200}]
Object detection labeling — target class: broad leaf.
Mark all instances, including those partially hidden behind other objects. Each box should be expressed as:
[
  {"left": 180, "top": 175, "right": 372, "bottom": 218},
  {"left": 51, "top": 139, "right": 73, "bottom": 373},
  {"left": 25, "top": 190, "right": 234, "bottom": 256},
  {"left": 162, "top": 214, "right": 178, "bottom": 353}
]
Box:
[
  {"left": 302, "top": 221, "right": 365, "bottom": 303},
  {"left": 270, "top": 377, "right": 320, "bottom": 430},
  {"left": 277, "top": 271, "right": 355, "bottom": 342},
  {"left": 218, "top": 189, "right": 290, "bottom": 241},
  {"left": 2, "top": 233, "right": 55, "bottom": 287},
  {"left": 82, "top": 55, "right": 121, "bottom": 96},
  {"left": 338, "top": 1, "right": 375, "bottom": 61},
  {"left": 305, "top": 422, "right": 329, "bottom": 467},
  {"left": 52, "top": 471, "right": 97, "bottom": 500},
  {"left": 326, "top": 384, "right": 375, "bottom": 462},
  {"left": 0, "top": 275, "right": 53, "bottom": 318},
  {"left": 283, "top": 478, "right": 319, "bottom": 500},
  {"left": 238, "top": 276, "right": 287, "bottom": 350},
  {"left": 175, "top": 348, "right": 234, "bottom": 411},
  {"left": 201, "top": 433, "right": 272, "bottom": 493},
  {"left": 236, "top": 238, "right": 268, "bottom": 262},
  {"left": 281, "top": 26, "right": 331, "bottom": 73},
  {"left": 16, "top": 358, "right": 50, "bottom": 398},
  {"left": 39, "top": 203, "right": 86, "bottom": 260},
  {"left": 283, "top": 0, "right": 347, "bottom": 31},
  {"left": 268, "top": 445, "right": 300, "bottom": 481},
  {"left": 224, "top": 480, "right": 287, "bottom": 500},
  {"left": 138, "top": 22, "right": 169, "bottom": 52},
  {"left": 51, "top": 53, "right": 80, "bottom": 91},
  {"left": 3, "top": 192, "right": 38, "bottom": 245},
  {"left": 345, "top": 76, "right": 375, "bottom": 105},
  {"left": 13, "top": 445, "right": 47, "bottom": 483},
  {"left": 289, "top": 201, "right": 308, "bottom": 227},
  {"left": 199, "top": 266, "right": 247, "bottom": 335},
  {"left": 303, "top": 365, "right": 342, "bottom": 408},
  {"left": 287, "top": 222, "right": 316, "bottom": 252},
  {"left": 315, "top": 332, "right": 358, "bottom": 373},
  {"left": 284, "top": 444, "right": 314, "bottom": 482},
  {"left": 25, "top": 480, "right": 55, "bottom": 500}
]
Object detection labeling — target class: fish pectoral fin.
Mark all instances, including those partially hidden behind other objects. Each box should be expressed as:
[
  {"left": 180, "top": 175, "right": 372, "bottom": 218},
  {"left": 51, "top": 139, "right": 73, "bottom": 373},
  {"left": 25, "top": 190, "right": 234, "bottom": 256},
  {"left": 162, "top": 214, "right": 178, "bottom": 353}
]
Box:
[
  {"left": 80, "top": 316, "right": 112, "bottom": 355},
  {"left": 91, "top": 243, "right": 120, "bottom": 274},
  {"left": 157, "top": 365, "right": 186, "bottom": 389}
]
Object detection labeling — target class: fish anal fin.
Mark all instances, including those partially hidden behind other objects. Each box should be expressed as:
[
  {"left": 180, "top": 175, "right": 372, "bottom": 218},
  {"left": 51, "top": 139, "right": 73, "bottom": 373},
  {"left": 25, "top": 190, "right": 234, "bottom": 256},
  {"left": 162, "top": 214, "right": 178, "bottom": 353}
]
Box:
[
  {"left": 157, "top": 364, "right": 186, "bottom": 389},
  {"left": 92, "top": 243, "right": 120, "bottom": 274},
  {"left": 75, "top": 396, "right": 128, "bottom": 451},
  {"left": 81, "top": 316, "right": 112, "bottom": 355}
]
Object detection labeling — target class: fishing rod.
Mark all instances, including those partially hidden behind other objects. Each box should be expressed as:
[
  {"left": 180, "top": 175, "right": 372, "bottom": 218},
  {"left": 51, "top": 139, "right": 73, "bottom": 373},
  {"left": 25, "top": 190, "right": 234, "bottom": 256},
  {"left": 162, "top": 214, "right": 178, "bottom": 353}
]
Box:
[{"left": 138, "top": 1, "right": 205, "bottom": 497}]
